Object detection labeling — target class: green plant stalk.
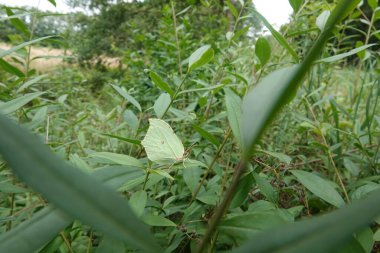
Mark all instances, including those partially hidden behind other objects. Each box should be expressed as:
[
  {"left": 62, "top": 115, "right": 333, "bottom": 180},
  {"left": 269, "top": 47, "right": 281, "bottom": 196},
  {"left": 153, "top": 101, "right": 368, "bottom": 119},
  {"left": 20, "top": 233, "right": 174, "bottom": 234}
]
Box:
[
  {"left": 189, "top": 127, "right": 232, "bottom": 205},
  {"left": 196, "top": 1, "right": 357, "bottom": 252},
  {"left": 304, "top": 97, "right": 350, "bottom": 202},
  {"left": 170, "top": 0, "right": 183, "bottom": 79},
  {"left": 161, "top": 72, "right": 189, "bottom": 118}
]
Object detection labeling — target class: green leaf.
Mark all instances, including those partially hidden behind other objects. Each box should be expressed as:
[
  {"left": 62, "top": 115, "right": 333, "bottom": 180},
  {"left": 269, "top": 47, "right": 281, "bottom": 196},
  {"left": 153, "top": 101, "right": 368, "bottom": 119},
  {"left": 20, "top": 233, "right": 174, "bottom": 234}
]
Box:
[
  {"left": 218, "top": 211, "right": 289, "bottom": 243},
  {"left": 242, "top": 66, "right": 299, "bottom": 154},
  {"left": 368, "top": 0, "right": 378, "bottom": 10},
  {"left": 250, "top": 9, "right": 298, "bottom": 62},
  {"left": 230, "top": 173, "right": 255, "bottom": 208},
  {"left": 316, "top": 44, "right": 376, "bottom": 63},
  {"left": 356, "top": 227, "right": 374, "bottom": 253},
  {"left": 111, "top": 85, "right": 141, "bottom": 112},
  {"left": 192, "top": 124, "right": 220, "bottom": 146},
  {"left": 96, "top": 236, "right": 125, "bottom": 253},
  {"left": 226, "top": 0, "right": 239, "bottom": 18},
  {"left": 233, "top": 188, "right": 380, "bottom": 253},
  {"left": 225, "top": 88, "right": 243, "bottom": 149},
  {"left": 17, "top": 75, "right": 47, "bottom": 93},
  {"left": 100, "top": 133, "right": 141, "bottom": 146},
  {"left": 0, "top": 166, "right": 143, "bottom": 253},
  {"left": 0, "top": 36, "right": 55, "bottom": 59},
  {"left": 149, "top": 71, "right": 174, "bottom": 97},
  {"left": 129, "top": 190, "right": 147, "bottom": 217},
  {"left": 0, "top": 58, "right": 25, "bottom": 77},
  {"left": 288, "top": 0, "right": 303, "bottom": 13},
  {"left": 291, "top": 170, "right": 345, "bottom": 207},
  {"left": 188, "top": 45, "right": 214, "bottom": 73},
  {"left": 89, "top": 152, "right": 144, "bottom": 168},
  {"left": 255, "top": 37, "right": 271, "bottom": 66},
  {"left": 48, "top": 0, "right": 57, "bottom": 6},
  {"left": 0, "top": 114, "right": 161, "bottom": 253},
  {"left": 0, "top": 92, "right": 45, "bottom": 114},
  {"left": 154, "top": 93, "right": 171, "bottom": 118},
  {"left": 257, "top": 149, "right": 292, "bottom": 165},
  {"left": 5, "top": 7, "right": 30, "bottom": 37},
  {"left": 253, "top": 173, "right": 278, "bottom": 203},
  {"left": 141, "top": 213, "right": 176, "bottom": 227}
]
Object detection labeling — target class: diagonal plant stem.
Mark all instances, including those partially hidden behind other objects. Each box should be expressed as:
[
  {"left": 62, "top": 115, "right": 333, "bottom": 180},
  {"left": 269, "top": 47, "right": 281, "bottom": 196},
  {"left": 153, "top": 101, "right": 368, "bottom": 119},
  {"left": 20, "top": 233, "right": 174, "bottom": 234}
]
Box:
[{"left": 196, "top": 1, "right": 357, "bottom": 252}]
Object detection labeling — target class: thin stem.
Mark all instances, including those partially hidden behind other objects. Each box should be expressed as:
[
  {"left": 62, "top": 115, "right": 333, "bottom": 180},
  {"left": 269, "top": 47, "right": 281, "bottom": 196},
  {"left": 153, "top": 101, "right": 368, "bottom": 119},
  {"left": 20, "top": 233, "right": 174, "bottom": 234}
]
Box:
[
  {"left": 304, "top": 98, "right": 350, "bottom": 203},
  {"left": 189, "top": 128, "right": 232, "bottom": 205},
  {"left": 170, "top": 0, "right": 183, "bottom": 79},
  {"left": 161, "top": 72, "right": 189, "bottom": 118}
]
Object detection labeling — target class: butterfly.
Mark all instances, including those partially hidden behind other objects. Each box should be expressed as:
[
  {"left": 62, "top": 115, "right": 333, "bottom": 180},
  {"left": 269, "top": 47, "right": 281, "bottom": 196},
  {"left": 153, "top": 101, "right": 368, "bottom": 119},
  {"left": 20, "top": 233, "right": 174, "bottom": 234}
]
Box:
[{"left": 141, "top": 118, "right": 185, "bottom": 165}]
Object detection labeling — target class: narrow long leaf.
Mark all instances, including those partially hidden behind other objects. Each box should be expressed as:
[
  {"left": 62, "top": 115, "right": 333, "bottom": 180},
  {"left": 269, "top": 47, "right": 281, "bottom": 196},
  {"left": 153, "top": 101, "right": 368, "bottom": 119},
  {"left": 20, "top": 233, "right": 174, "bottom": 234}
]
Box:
[
  {"left": 0, "top": 114, "right": 161, "bottom": 253},
  {"left": 316, "top": 44, "right": 376, "bottom": 63},
  {"left": 0, "top": 92, "right": 45, "bottom": 114},
  {"left": 0, "top": 166, "right": 144, "bottom": 253},
  {"left": 233, "top": 189, "right": 380, "bottom": 253},
  {"left": 111, "top": 85, "right": 142, "bottom": 112},
  {"left": 0, "top": 36, "right": 55, "bottom": 59}
]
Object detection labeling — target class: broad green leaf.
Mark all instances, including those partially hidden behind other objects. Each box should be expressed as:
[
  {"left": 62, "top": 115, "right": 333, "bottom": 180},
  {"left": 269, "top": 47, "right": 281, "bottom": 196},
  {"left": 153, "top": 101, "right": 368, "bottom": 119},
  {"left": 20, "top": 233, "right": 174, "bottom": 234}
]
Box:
[
  {"left": 193, "top": 124, "right": 220, "bottom": 146},
  {"left": 0, "top": 207, "right": 71, "bottom": 253},
  {"left": 17, "top": 75, "right": 47, "bottom": 93},
  {"left": 111, "top": 85, "right": 141, "bottom": 112},
  {"left": 154, "top": 93, "right": 171, "bottom": 118},
  {"left": 129, "top": 190, "right": 147, "bottom": 217},
  {"left": 149, "top": 71, "right": 174, "bottom": 97},
  {"left": 368, "top": 0, "right": 378, "bottom": 10},
  {"left": 0, "top": 165, "right": 143, "bottom": 253},
  {"left": 183, "top": 166, "right": 202, "bottom": 194},
  {"left": 374, "top": 228, "right": 380, "bottom": 241},
  {"left": 188, "top": 45, "right": 214, "bottom": 73},
  {"left": 218, "top": 211, "right": 289, "bottom": 243},
  {"left": 0, "top": 92, "right": 45, "bottom": 114},
  {"left": 96, "top": 236, "right": 125, "bottom": 253},
  {"left": 316, "top": 10, "right": 331, "bottom": 31},
  {"left": 0, "top": 58, "right": 25, "bottom": 77},
  {"left": 225, "top": 88, "right": 243, "bottom": 149},
  {"left": 89, "top": 152, "right": 144, "bottom": 168},
  {"left": 226, "top": 0, "right": 238, "bottom": 18},
  {"left": 291, "top": 170, "right": 345, "bottom": 207},
  {"left": 288, "top": 0, "right": 303, "bottom": 13},
  {"left": 255, "top": 37, "right": 271, "bottom": 66},
  {"left": 257, "top": 149, "right": 292, "bottom": 164},
  {"left": 230, "top": 173, "right": 254, "bottom": 208},
  {"left": 123, "top": 109, "right": 139, "bottom": 132},
  {"left": 141, "top": 213, "right": 176, "bottom": 227},
  {"left": 5, "top": 7, "right": 30, "bottom": 37},
  {"left": 0, "top": 36, "right": 55, "bottom": 59},
  {"left": 253, "top": 173, "right": 278, "bottom": 203},
  {"left": 250, "top": 9, "right": 298, "bottom": 62},
  {"left": 316, "top": 44, "right": 376, "bottom": 63},
  {"left": 48, "top": 0, "right": 57, "bottom": 6},
  {"left": 0, "top": 114, "right": 161, "bottom": 253},
  {"left": 234, "top": 188, "right": 380, "bottom": 253},
  {"left": 242, "top": 65, "right": 299, "bottom": 154},
  {"left": 356, "top": 227, "right": 374, "bottom": 253}
]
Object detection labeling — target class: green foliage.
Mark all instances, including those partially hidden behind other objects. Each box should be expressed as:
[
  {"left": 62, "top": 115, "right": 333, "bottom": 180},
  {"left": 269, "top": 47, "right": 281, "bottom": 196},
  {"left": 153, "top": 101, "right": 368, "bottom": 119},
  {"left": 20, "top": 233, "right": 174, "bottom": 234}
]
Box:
[{"left": 0, "top": 0, "right": 379, "bottom": 252}]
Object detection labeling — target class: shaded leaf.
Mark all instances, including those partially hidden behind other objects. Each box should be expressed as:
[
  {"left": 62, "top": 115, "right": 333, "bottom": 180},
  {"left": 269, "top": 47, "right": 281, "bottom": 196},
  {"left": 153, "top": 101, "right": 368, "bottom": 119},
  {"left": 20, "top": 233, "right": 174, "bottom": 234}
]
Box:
[
  {"left": 0, "top": 114, "right": 160, "bottom": 253},
  {"left": 149, "top": 71, "right": 174, "bottom": 97},
  {"left": 0, "top": 92, "right": 45, "bottom": 114},
  {"left": 291, "top": 170, "right": 345, "bottom": 207},
  {"left": 111, "top": 85, "right": 141, "bottom": 112},
  {"left": 142, "top": 213, "right": 176, "bottom": 227},
  {"left": 188, "top": 45, "right": 214, "bottom": 73},
  {"left": 154, "top": 93, "right": 171, "bottom": 118},
  {"left": 255, "top": 37, "right": 271, "bottom": 66},
  {"left": 225, "top": 88, "right": 243, "bottom": 149}
]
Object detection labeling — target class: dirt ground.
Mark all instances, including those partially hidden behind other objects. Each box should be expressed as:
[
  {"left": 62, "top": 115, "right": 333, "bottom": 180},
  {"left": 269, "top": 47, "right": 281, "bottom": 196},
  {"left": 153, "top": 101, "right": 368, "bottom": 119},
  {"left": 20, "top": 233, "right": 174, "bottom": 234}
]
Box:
[
  {"left": 0, "top": 43, "right": 122, "bottom": 72},
  {"left": 0, "top": 43, "right": 71, "bottom": 72}
]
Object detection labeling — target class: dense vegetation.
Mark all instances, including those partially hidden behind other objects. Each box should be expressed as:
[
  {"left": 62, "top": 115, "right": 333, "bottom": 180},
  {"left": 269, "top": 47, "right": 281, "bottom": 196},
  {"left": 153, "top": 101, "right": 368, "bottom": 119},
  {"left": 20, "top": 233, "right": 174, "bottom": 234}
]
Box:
[{"left": 0, "top": 0, "right": 379, "bottom": 252}]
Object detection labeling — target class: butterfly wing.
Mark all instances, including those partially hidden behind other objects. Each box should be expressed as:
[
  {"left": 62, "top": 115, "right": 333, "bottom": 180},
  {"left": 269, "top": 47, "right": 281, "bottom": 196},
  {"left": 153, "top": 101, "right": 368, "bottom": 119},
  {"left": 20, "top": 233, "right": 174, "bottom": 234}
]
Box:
[{"left": 141, "top": 119, "right": 185, "bottom": 165}]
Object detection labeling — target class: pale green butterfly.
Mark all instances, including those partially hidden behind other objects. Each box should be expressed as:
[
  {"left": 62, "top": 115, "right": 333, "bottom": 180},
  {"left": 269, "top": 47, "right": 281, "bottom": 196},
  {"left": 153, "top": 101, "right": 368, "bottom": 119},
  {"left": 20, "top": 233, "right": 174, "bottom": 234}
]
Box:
[{"left": 141, "top": 118, "right": 185, "bottom": 165}]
